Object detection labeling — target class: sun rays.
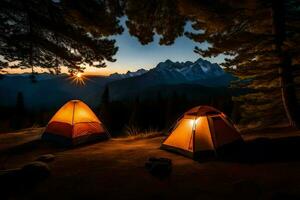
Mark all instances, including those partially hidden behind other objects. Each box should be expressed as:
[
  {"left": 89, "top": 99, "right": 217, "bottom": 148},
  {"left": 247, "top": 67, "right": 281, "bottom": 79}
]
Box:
[{"left": 68, "top": 72, "right": 88, "bottom": 86}]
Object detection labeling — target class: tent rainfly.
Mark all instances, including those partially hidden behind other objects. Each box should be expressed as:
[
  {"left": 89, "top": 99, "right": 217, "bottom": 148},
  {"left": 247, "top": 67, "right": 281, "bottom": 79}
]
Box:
[
  {"left": 42, "top": 100, "right": 109, "bottom": 146},
  {"left": 161, "top": 106, "right": 242, "bottom": 159}
]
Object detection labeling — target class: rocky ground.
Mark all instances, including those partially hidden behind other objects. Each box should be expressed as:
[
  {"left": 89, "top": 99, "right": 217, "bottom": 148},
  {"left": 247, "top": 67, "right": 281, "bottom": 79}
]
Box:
[{"left": 0, "top": 127, "right": 300, "bottom": 200}]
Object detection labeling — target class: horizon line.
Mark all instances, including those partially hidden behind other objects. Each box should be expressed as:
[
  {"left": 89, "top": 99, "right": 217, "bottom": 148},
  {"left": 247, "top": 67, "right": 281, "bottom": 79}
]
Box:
[{"left": 1, "top": 57, "right": 221, "bottom": 76}]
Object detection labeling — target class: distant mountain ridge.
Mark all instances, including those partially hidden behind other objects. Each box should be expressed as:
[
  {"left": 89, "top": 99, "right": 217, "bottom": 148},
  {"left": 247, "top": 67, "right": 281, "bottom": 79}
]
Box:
[
  {"left": 0, "top": 58, "right": 235, "bottom": 108},
  {"left": 153, "top": 58, "right": 224, "bottom": 81},
  {"left": 108, "top": 69, "right": 147, "bottom": 80},
  {"left": 108, "top": 58, "right": 225, "bottom": 81},
  {"left": 0, "top": 74, "right": 110, "bottom": 109},
  {"left": 108, "top": 58, "right": 234, "bottom": 100}
]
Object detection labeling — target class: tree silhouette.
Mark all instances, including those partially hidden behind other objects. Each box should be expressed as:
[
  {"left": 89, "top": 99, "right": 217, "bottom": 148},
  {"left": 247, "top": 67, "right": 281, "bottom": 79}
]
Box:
[
  {"left": 124, "top": 0, "right": 186, "bottom": 45},
  {"left": 128, "top": 96, "right": 141, "bottom": 127},
  {"left": 99, "top": 85, "right": 111, "bottom": 130},
  {"left": 0, "top": 0, "right": 124, "bottom": 74},
  {"left": 179, "top": 0, "right": 300, "bottom": 127},
  {"left": 155, "top": 92, "right": 166, "bottom": 129},
  {"left": 16, "top": 91, "right": 25, "bottom": 114},
  {"left": 14, "top": 91, "right": 25, "bottom": 129},
  {"left": 165, "top": 92, "right": 180, "bottom": 129}
]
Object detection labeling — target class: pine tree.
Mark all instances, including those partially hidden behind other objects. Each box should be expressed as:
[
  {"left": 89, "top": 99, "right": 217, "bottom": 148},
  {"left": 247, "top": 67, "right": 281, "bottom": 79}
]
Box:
[
  {"left": 165, "top": 92, "right": 180, "bottom": 129},
  {"left": 124, "top": 0, "right": 186, "bottom": 45},
  {"left": 15, "top": 91, "right": 25, "bottom": 129},
  {"left": 129, "top": 96, "right": 140, "bottom": 127},
  {"left": 101, "top": 86, "right": 110, "bottom": 106},
  {"left": 179, "top": 0, "right": 300, "bottom": 128},
  {"left": 0, "top": 0, "right": 123, "bottom": 74},
  {"left": 16, "top": 91, "right": 25, "bottom": 114},
  {"left": 155, "top": 91, "right": 166, "bottom": 129},
  {"left": 99, "top": 86, "right": 111, "bottom": 129}
]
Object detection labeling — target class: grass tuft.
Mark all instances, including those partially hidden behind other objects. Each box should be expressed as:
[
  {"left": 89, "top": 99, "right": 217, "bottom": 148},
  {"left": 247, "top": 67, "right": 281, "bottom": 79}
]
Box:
[{"left": 124, "top": 125, "right": 163, "bottom": 140}]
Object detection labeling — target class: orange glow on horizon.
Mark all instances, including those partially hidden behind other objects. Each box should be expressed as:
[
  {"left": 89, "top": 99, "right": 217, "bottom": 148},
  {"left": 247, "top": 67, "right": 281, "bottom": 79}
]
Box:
[
  {"left": 68, "top": 72, "right": 87, "bottom": 86},
  {"left": 0, "top": 62, "right": 143, "bottom": 76},
  {"left": 76, "top": 72, "right": 82, "bottom": 78},
  {"left": 1, "top": 66, "right": 118, "bottom": 76}
]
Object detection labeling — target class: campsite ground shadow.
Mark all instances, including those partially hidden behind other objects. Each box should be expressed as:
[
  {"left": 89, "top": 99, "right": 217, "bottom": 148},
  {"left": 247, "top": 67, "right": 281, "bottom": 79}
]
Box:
[
  {"left": 215, "top": 136, "right": 300, "bottom": 163},
  {"left": 0, "top": 139, "right": 61, "bottom": 199},
  {"left": 0, "top": 139, "right": 65, "bottom": 157},
  {"left": 0, "top": 138, "right": 103, "bottom": 199}
]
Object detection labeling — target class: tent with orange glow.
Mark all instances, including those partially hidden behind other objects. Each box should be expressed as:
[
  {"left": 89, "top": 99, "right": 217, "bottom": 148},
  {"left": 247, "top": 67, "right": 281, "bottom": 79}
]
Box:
[
  {"left": 161, "top": 106, "right": 242, "bottom": 159},
  {"left": 42, "top": 100, "right": 109, "bottom": 145}
]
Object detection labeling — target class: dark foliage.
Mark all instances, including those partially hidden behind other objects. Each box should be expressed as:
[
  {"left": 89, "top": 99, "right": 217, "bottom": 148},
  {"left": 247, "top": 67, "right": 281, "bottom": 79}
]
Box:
[
  {"left": 0, "top": 0, "right": 123, "bottom": 74},
  {"left": 0, "top": 86, "right": 234, "bottom": 135},
  {"left": 98, "top": 88, "right": 234, "bottom": 136},
  {"left": 2, "top": 0, "right": 299, "bottom": 129},
  {"left": 178, "top": 0, "right": 300, "bottom": 127}
]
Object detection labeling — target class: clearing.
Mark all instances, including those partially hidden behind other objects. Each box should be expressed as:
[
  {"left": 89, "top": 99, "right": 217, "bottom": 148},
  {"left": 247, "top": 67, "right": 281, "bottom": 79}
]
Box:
[{"left": 0, "top": 128, "right": 300, "bottom": 200}]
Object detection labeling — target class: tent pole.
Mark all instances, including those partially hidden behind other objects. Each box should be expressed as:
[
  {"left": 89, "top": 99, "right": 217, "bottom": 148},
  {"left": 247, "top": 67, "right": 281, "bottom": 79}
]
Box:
[{"left": 72, "top": 102, "right": 76, "bottom": 125}]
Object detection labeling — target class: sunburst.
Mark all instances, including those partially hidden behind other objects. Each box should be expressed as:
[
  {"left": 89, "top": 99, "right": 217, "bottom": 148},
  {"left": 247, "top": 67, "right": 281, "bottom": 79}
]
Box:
[{"left": 68, "top": 72, "right": 88, "bottom": 86}]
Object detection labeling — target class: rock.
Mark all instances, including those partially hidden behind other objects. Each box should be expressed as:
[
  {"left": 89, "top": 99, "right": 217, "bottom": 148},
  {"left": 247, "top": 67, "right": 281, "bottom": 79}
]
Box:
[
  {"left": 20, "top": 161, "right": 50, "bottom": 182},
  {"left": 145, "top": 157, "right": 172, "bottom": 179},
  {"left": 36, "top": 154, "right": 55, "bottom": 162},
  {"left": 0, "top": 162, "right": 50, "bottom": 197}
]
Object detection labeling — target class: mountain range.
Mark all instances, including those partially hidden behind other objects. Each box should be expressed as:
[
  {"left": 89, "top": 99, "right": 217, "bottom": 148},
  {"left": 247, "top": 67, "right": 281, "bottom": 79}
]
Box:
[
  {"left": 108, "top": 58, "right": 227, "bottom": 82},
  {"left": 108, "top": 69, "right": 147, "bottom": 80},
  {"left": 0, "top": 58, "right": 235, "bottom": 109},
  {"left": 108, "top": 58, "right": 233, "bottom": 100}
]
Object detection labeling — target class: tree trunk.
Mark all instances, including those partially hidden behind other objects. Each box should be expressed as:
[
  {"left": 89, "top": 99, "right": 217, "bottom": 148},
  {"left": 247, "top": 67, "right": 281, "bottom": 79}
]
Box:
[
  {"left": 272, "top": 0, "right": 299, "bottom": 127},
  {"left": 278, "top": 53, "right": 299, "bottom": 127}
]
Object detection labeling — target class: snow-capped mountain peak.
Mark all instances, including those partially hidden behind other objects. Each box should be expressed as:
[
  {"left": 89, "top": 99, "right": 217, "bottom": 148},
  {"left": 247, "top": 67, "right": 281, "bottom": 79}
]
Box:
[
  {"left": 109, "top": 68, "right": 147, "bottom": 79},
  {"left": 108, "top": 58, "right": 226, "bottom": 83},
  {"left": 151, "top": 58, "right": 224, "bottom": 81}
]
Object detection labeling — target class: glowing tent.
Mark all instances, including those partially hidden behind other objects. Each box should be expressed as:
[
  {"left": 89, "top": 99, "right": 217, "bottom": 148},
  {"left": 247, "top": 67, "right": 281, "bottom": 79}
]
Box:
[
  {"left": 161, "top": 106, "right": 242, "bottom": 158},
  {"left": 42, "top": 100, "right": 109, "bottom": 145}
]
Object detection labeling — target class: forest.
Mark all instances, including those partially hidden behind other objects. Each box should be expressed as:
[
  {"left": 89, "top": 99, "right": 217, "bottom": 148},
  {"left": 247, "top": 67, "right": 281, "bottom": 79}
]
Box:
[
  {"left": 0, "top": 87, "right": 235, "bottom": 136},
  {"left": 0, "top": 0, "right": 300, "bottom": 132}
]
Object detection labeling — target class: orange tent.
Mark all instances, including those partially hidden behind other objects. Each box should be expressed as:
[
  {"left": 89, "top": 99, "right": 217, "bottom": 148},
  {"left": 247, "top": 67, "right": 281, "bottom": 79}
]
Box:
[
  {"left": 42, "top": 100, "right": 109, "bottom": 145},
  {"left": 161, "top": 106, "right": 242, "bottom": 158}
]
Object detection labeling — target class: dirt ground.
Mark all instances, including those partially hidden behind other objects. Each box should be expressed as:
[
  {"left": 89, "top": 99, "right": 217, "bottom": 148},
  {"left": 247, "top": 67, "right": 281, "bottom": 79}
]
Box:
[{"left": 1, "top": 128, "right": 300, "bottom": 200}]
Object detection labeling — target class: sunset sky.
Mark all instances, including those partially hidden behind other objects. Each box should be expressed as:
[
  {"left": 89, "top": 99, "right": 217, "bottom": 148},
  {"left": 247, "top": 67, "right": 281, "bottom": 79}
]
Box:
[{"left": 3, "top": 18, "right": 226, "bottom": 76}]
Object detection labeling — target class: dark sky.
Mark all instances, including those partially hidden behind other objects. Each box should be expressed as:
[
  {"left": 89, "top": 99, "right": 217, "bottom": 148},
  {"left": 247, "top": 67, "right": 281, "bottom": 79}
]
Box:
[
  {"left": 94, "top": 17, "right": 226, "bottom": 75},
  {"left": 3, "top": 17, "right": 226, "bottom": 75}
]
